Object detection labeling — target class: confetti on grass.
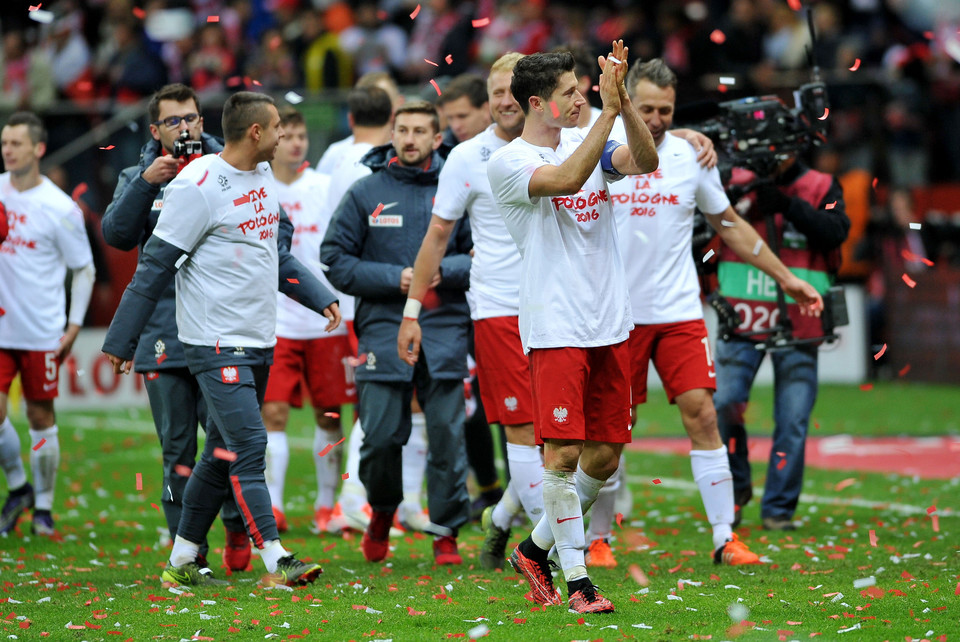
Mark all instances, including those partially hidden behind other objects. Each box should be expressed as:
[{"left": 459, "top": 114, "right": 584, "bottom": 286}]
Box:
[
  {"left": 136, "top": 473, "right": 143, "bottom": 491},
  {"left": 868, "top": 529, "right": 877, "bottom": 546},
  {"left": 652, "top": 478, "right": 661, "bottom": 484}
]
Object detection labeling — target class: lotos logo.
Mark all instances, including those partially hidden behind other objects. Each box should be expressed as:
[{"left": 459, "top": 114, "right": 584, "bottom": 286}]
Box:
[
  {"left": 553, "top": 406, "right": 568, "bottom": 423},
  {"left": 504, "top": 396, "right": 518, "bottom": 412},
  {"left": 221, "top": 366, "right": 239, "bottom": 384}
]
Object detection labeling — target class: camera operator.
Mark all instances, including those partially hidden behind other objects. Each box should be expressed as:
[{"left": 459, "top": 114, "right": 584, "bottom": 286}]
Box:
[
  {"left": 102, "top": 83, "right": 250, "bottom": 573},
  {"left": 714, "top": 151, "right": 850, "bottom": 531}
]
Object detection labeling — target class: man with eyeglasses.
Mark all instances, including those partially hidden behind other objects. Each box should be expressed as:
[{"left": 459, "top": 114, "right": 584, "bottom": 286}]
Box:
[{"left": 102, "top": 83, "right": 252, "bottom": 576}]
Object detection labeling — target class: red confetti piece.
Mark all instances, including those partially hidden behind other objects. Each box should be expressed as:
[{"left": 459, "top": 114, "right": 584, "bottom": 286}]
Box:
[
  {"left": 341, "top": 473, "right": 349, "bottom": 480},
  {"left": 32, "top": 438, "right": 46, "bottom": 451},
  {"left": 955, "top": 582, "right": 960, "bottom": 596},
  {"left": 849, "top": 58, "right": 861, "bottom": 71},
  {"left": 286, "top": 278, "right": 299, "bottom": 284},
  {"left": 424, "top": 59, "right": 438, "bottom": 66},
  {"left": 927, "top": 505, "right": 937, "bottom": 514},
  {"left": 872, "top": 177, "right": 878, "bottom": 189},
  {"left": 729, "top": 437, "right": 736, "bottom": 452},
  {"left": 445, "top": 54, "right": 453, "bottom": 64},
  {"left": 215, "top": 338, "right": 220, "bottom": 354},
  {"left": 615, "top": 512, "right": 623, "bottom": 528},
  {"left": 717, "top": 84, "right": 728, "bottom": 93},
  {"left": 213, "top": 447, "right": 238, "bottom": 462},
  {"left": 549, "top": 101, "right": 560, "bottom": 118},
  {"left": 132, "top": 7, "right": 145, "bottom": 18},
  {"left": 834, "top": 478, "right": 856, "bottom": 491},
  {"left": 29, "top": 3, "right": 41, "bottom": 9},
  {"left": 900, "top": 248, "right": 934, "bottom": 266},
  {"left": 825, "top": 201, "right": 836, "bottom": 210},
  {"left": 297, "top": 160, "right": 310, "bottom": 173},
  {"left": 813, "top": 419, "right": 820, "bottom": 429},
  {"left": 628, "top": 563, "right": 650, "bottom": 586},
  {"left": 898, "top": 364, "right": 911, "bottom": 377},
  {"left": 174, "top": 464, "right": 192, "bottom": 477},
  {"left": 776, "top": 458, "right": 787, "bottom": 470},
  {"left": 150, "top": 503, "right": 160, "bottom": 511},
  {"left": 923, "top": 31, "right": 933, "bottom": 39},
  {"left": 652, "top": 478, "right": 661, "bottom": 484},
  {"left": 472, "top": 17, "right": 490, "bottom": 28},
  {"left": 71, "top": 182, "right": 89, "bottom": 202},
  {"left": 324, "top": 412, "right": 341, "bottom": 418},
  {"left": 197, "top": 170, "right": 209, "bottom": 186},
  {"left": 156, "top": 353, "right": 167, "bottom": 364},
  {"left": 371, "top": 202, "right": 384, "bottom": 219},
  {"left": 99, "top": 145, "right": 115, "bottom": 150},
  {"left": 859, "top": 383, "right": 873, "bottom": 391},
  {"left": 787, "top": 0, "right": 802, "bottom": 9},
  {"left": 207, "top": 15, "right": 219, "bottom": 22},
  {"left": 233, "top": 194, "right": 250, "bottom": 206},
  {"left": 429, "top": 79, "right": 441, "bottom": 96},
  {"left": 931, "top": 514, "right": 939, "bottom": 532},
  {"left": 252, "top": 79, "right": 262, "bottom": 87},
  {"left": 868, "top": 529, "right": 877, "bottom": 547},
  {"left": 818, "top": 108, "right": 829, "bottom": 121},
  {"left": 410, "top": 4, "right": 420, "bottom": 19},
  {"left": 901, "top": 273, "right": 916, "bottom": 288},
  {"left": 317, "top": 444, "right": 334, "bottom": 457},
  {"left": 873, "top": 344, "right": 887, "bottom": 360},
  {"left": 136, "top": 472, "right": 143, "bottom": 491},
  {"left": 710, "top": 29, "right": 726, "bottom": 44}
]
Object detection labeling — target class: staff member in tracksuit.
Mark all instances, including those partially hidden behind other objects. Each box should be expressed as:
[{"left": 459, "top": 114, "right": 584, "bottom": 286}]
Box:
[
  {"left": 102, "top": 83, "right": 251, "bottom": 572},
  {"left": 320, "top": 100, "right": 473, "bottom": 566},
  {"left": 103, "top": 92, "right": 341, "bottom": 588}
]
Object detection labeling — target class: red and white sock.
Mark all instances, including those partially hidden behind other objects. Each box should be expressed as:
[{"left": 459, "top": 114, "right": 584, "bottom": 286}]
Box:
[{"left": 691, "top": 446, "right": 735, "bottom": 550}]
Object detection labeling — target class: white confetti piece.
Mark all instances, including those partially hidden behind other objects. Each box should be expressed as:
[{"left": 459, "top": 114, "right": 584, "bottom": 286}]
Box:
[
  {"left": 667, "top": 594, "right": 683, "bottom": 601},
  {"left": 467, "top": 624, "right": 489, "bottom": 638},
  {"left": 727, "top": 603, "right": 749, "bottom": 621},
  {"left": 608, "top": 55, "right": 622, "bottom": 64},
  {"left": 719, "top": 76, "right": 736, "bottom": 85},
  {"left": 702, "top": 249, "right": 715, "bottom": 262},
  {"left": 724, "top": 584, "right": 741, "bottom": 590},
  {"left": 853, "top": 576, "right": 876, "bottom": 588},
  {"left": 752, "top": 239, "right": 763, "bottom": 256},
  {"left": 830, "top": 592, "right": 844, "bottom": 602},
  {"left": 284, "top": 91, "right": 304, "bottom": 105},
  {"left": 909, "top": 222, "right": 922, "bottom": 230},
  {"left": 29, "top": 8, "right": 54, "bottom": 23},
  {"left": 632, "top": 623, "right": 653, "bottom": 629},
  {"left": 838, "top": 623, "right": 862, "bottom": 633}
]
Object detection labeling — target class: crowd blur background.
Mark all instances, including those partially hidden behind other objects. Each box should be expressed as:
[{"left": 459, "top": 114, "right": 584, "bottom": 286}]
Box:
[{"left": 2, "top": 0, "right": 959, "bottom": 383}]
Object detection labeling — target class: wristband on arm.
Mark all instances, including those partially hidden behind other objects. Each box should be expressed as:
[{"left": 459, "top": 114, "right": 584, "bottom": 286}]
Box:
[
  {"left": 600, "top": 141, "right": 623, "bottom": 176},
  {"left": 402, "top": 298, "right": 422, "bottom": 320}
]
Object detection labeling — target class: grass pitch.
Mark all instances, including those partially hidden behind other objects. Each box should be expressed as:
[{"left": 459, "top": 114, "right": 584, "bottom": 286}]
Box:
[{"left": 0, "top": 381, "right": 957, "bottom": 641}]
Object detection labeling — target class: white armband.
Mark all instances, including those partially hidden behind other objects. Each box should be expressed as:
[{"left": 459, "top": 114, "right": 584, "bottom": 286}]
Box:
[
  {"left": 402, "top": 298, "right": 422, "bottom": 320},
  {"left": 68, "top": 263, "right": 96, "bottom": 326}
]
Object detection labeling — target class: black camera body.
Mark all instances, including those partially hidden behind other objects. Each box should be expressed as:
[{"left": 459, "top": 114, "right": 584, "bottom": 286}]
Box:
[{"left": 172, "top": 130, "right": 203, "bottom": 158}]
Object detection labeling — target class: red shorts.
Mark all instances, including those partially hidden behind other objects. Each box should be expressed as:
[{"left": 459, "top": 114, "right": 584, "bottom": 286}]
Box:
[
  {"left": 628, "top": 319, "right": 716, "bottom": 404},
  {"left": 0, "top": 348, "right": 59, "bottom": 401},
  {"left": 264, "top": 335, "right": 358, "bottom": 408},
  {"left": 473, "top": 316, "right": 534, "bottom": 425},
  {"left": 528, "top": 341, "right": 632, "bottom": 445}
]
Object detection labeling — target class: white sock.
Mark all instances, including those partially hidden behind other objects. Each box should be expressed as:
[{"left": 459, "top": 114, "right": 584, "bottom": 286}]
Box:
[
  {"left": 402, "top": 412, "right": 427, "bottom": 506},
  {"left": 265, "top": 431, "right": 289, "bottom": 510},
  {"left": 29, "top": 426, "right": 59, "bottom": 511},
  {"left": 260, "top": 539, "right": 289, "bottom": 573},
  {"left": 313, "top": 426, "right": 343, "bottom": 509},
  {"left": 337, "top": 419, "right": 368, "bottom": 516},
  {"left": 169, "top": 535, "right": 200, "bottom": 566},
  {"left": 0, "top": 418, "right": 26, "bottom": 490},
  {"left": 587, "top": 458, "right": 622, "bottom": 542},
  {"left": 506, "top": 442, "right": 545, "bottom": 524},
  {"left": 531, "top": 470, "right": 586, "bottom": 583},
  {"left": 491, "top": 478, "right": 523, "bottom": 530},
  {"left": 691, "top": 446, "right": 735, "bottom": 550}
]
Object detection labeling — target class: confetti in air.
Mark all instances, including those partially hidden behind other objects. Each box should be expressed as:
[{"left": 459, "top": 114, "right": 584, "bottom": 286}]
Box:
[
  {"left": 99, "top": 145, "right": 115, "bottom": 150},
  {"left": 849, "top": 58, "right": 861, "bottom": 71},
  {"left": 424, "top": 59, "right": 438, "bottom": 66},
  {"left": 901, "top": 274, "right": 916, "bottom": 288},
  {"left": 286, "top": 278, "right": 299, "bottom": 284},
  {"left": 549, "top": 101, "right": 560, "bottom": 118},
  {"left": 825, "top": 201, "right": 837, "bottom": 209},
  {"left": 341, "top": 473, "right": 350, "bottom": 480},
  {"left": 702, "top": 249, "right": 715, "bottom": 262},
  {"left": 207, "top": 15, "right": 219, "bottom": 22},
  {"left": 445, "top": 54, "right": 453, "bottom": 64},
  {"left": 873, "top": 344, "right": 887, "bottom": 360},
  {"left": 371, "top": 202, "right": 384, "bottom": 220},
  {"left": 472, "top": 17, "right": 491, "bottom": 28},
  {"left": 818, "top": 108, "right": 829, "bottom": 120},
  {"left": 429, "top": 79, "right": 441, "bottom": 95},
  {"left": 752, "top": 239, "right": 763, "bottom": 256},
  {"left": 174, "top": 464, "right": 192, "bottom": 477},
  {"left": 410, "top": 3, "right": 420, "bottom": 19},
  {"left": 213, "top": 447, "right": 237, "bottom": 462},
  {"left": 28, "top": 3, "right": 41, "bottom": 9},
  {"left": 32, "top": 438, "right": 46, "bottom": 451},
  {"left": 710, "top": 29, "right": 726, "bottom": 44},
  {"left": 868, "top": 529, "right": 878, "bottom": 546},
  {"left": 909, "top": 222, "right": 922, "bottom": 230},
  {"left": 132, "top": 7, "right": 145, "bottom": 18},
  {"left": 608, "top": 55, "right": 622, "bottom": 65},
  {"left": 284, "top": 91, "right": 304, "bottom": 104},
  {"left": 298, "top": 160, "right": 310, "bottom": 173}
]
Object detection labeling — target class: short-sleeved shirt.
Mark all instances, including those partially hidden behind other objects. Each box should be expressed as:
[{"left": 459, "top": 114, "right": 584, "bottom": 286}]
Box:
[
  {"left": 433, "top": 125, "right": 519, "bottom": 319},
  {"left": 327, "top": 142, "right": 374, "bottom": 215},
  {"left": 487, "top": 128, "right": 633, "bottom": 353},
  {"left": 0, "top": 174, "right": 93, "bottom": 350},
  {"left": 611, "top": 133, "right": 730, "bottom": 324},
  {"left": 152, "top": 154, "right": 281, "bottom": 349},
  {"left": 275, "top": 167, "right": 352, "bottom": 338}
]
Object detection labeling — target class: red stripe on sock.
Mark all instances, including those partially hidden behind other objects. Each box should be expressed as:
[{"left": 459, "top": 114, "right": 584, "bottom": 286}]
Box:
[{"left": 230, "top": 475, "right": 264, "bottom": 547}]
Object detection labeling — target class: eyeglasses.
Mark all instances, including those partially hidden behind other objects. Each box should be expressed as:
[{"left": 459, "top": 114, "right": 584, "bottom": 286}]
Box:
[{"left": 153, "top": 113, "right": 200, "bottom": 128}]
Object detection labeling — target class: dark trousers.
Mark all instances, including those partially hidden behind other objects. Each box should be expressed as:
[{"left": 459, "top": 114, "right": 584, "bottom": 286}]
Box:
[
  {"left": 145, "top": 369, "right": 245, "bottom": 557},
  {"left": 177, "top": 365, "right": 279, "bottom": 547},
  {"left": 357, "top": 364, "right": 470, "bottom": 533}
]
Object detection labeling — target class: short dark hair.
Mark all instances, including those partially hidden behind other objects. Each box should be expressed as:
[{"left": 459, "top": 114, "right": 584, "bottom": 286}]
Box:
[
  {"left": 626, "top": 58, "right": 678, "bottom": 95},
  {"left": 437, "top": 73, "right": 488, "bottom": 108},
  {"left": 511, "top": 52, "right": 576, "bottom": 115},
  {"left": 552, "top": 44, "right": 593, "bottom": 81},
  {"left": 148, "top": 83, "right": 201, "bottom": 124},
  {"left": 393, "top": 100, "right": 440, "bottom": 133},
  {"left": 221, "top": 92, "right": 276, "bottom": 143},
  {"left": 347, "top": 86, "right": 393, "bottom": 128},
  {"left": 5, "top": 111, "right": 47, "bottom": 144},
  {"left": 278, "top": 106, "right": 305, "bottom": 129}
]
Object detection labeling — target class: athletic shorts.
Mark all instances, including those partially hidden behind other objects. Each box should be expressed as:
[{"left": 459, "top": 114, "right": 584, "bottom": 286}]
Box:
[
  {"left": 628, "top": 319, "right": 716, "bottom": 404},
  {"left": 473, "top": 316, "right": 534, "bottom": 425},
  {"left": 528, "top": 341, "right": 632, "bottom": 445},
  {"left": 0, "top": 348, "right": 59, "bottom": 401},
  {"left": 263, "top": 335, "right": 358, "bottom": 408}
]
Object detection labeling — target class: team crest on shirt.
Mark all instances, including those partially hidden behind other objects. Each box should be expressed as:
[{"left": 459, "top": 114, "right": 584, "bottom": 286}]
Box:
[
  {"left": 504, "top": 396, "right": 518, "bottom": 412},
  {"left": 365, "top": 352, "right": 377, "bottom": 370},
  {"left": 218, "top": 175, "right": 230, "bottom": 191},
  {"left": 154, "top": 339, "right": 166, "bottom": 359},
  {"left": 553, "top": 406, "right": 568, "bottom": 423},
  {"left": 221, "top": 366, "right": 239, "bottom": 383},
  {"left": 480, "top": 147, "right": 491, "bottom": 162},
  {"left": 233, "top": 346, "right": 245, "bottom": 356}
]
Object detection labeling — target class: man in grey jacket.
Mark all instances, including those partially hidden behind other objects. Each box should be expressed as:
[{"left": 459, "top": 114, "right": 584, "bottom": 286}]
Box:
[
  {"left": 101, "top": 83, "right": 251, "bottom": 573},
  {"left": 320, "top": 100, "right": 473, "bottom": 565}
]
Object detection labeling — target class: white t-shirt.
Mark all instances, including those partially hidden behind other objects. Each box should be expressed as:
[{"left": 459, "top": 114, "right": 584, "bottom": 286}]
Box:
[
  {"left": 316, "top": 134, "right": 354, "bottom": 175},
  {"left": 433, "top": 125, "right": 520, "bottom": 319},
  {"left": 275, "top": 168, "right": 352, "bottom": 338},
  {"left": 487, "top": 128, "right": 633, "bottom": 353},
  {"left": 327, "top": 142, "right": 374, "bottom": 215},
  {"left": 611, "top": 133, "right": 730, "bottom": 324},
  {"left": 153, "top": 154, "right": 281, "bottom": 349},
  {"left": 0, "top": 174, "right": 93, "bottom": 351}
]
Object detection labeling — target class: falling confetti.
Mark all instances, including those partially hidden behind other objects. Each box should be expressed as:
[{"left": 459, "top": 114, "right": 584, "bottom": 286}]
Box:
[
  {"left": 825, "top": 201, "right": 837, "bottom": 209},
  {"left": 215, "top": 338, "right": 220, "bottom": 354},
  {"left": 445, "top": 54, "right": 453, "bottom": 64},
  {"left": 472, "top": 17, "right": 490, "bottom": 28},
  {"left": 901, "top": 274, "right": 916, "bottom": 288},
  {"left": 424, "top": 59, "right": 438, "bottom": 66},
  {"left": 429, "top": 79, "right": 441, "bottom": 96},
  {"left": 341, "top": 473, "right": 349, "bottom": 480},
  {"left": 233, "top": 194, "right": 250, "bottom": 206},
  {"left": 898, "top": 364, "right": 911, "bottom": 377},
  {"left": 136, "top": 473, "right": 143, "bottom": 491},
  {"left": 787, "top": 0, "right": 802, "bottom": 9},
  {"left": 628, "top": 564, "right": 650, "bottom": 586},
  {"left": 174, "top": 464, "right": 192, "bottom": 477},
  {"left": 207, "top": 15, "right": 219, "bottom": 22},
  {"left": 28, "top": 3, "right": 41, "bottom": 9},
  {"left": 818, "top": 108, "right": 829, "bottom": 120},
  {"left": 71, "top": 182, "right": 89, "bottom": 202},
  {"left": 284, "top": 91, "right": 304, "bottom": 104},
  {"left": 99, "top": 145, "right": 115, "bottom": 150},
  {"left": 151, "top": 503, "right": 160, "bottom": 511},
  {"left": 549, "top": 101, "right": 560, "bottom": 118},
  {"left": 849, "top": 58, "right": 861, "bottom": 71},
  {"left": 410, "top": 4, "right": 420, "bottom": 19},
  {"left": 872, "top": 177, "right": 878, "bottom": 189},
  {"left": 371, "top": 202, "right": 384, "bottom": 220},
  {"left": 324, "top": 412, "right": 341, "bottom": 419},
  {"left": 213, "top": 447, "right": 237, "bottom": 462},
  {"left": 32, "top": 438, "right": 46, "bottom": 451},
  {"left": 286, "top": 278, "right": 299, "bottom": 284},
  {"left": 909, "top": 222, "right": 922, "bottom": 230},
  {"left": 132, "top": 7, "right": 145, "bottom": 18},
  {"left": 873, "top": 344, "right": 887, "bottom": 360},
  {"left": 752, "top": 239, "right": 763, "bottom": 256},
  {"left": 298, "top": 160, "right": 310, "bottom": 173},
  {"left": 702, "top": 249, "right": 715, "bottom": 262},
  {"left": 608, "top": 55, "right": 622, "bottom": 65},
  {"left": 710, "top": 29, "right": 726, "bottom": 44}
]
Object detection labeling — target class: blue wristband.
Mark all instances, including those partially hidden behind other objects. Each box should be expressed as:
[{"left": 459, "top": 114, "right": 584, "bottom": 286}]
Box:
[{"left": 601, "top": 140, "right": 622, "bottom": 175}]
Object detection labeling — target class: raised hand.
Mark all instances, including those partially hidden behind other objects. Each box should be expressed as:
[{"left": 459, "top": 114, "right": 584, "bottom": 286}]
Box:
[{"left": 596, "top": 41, "right": 625, "bottom": 115}]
